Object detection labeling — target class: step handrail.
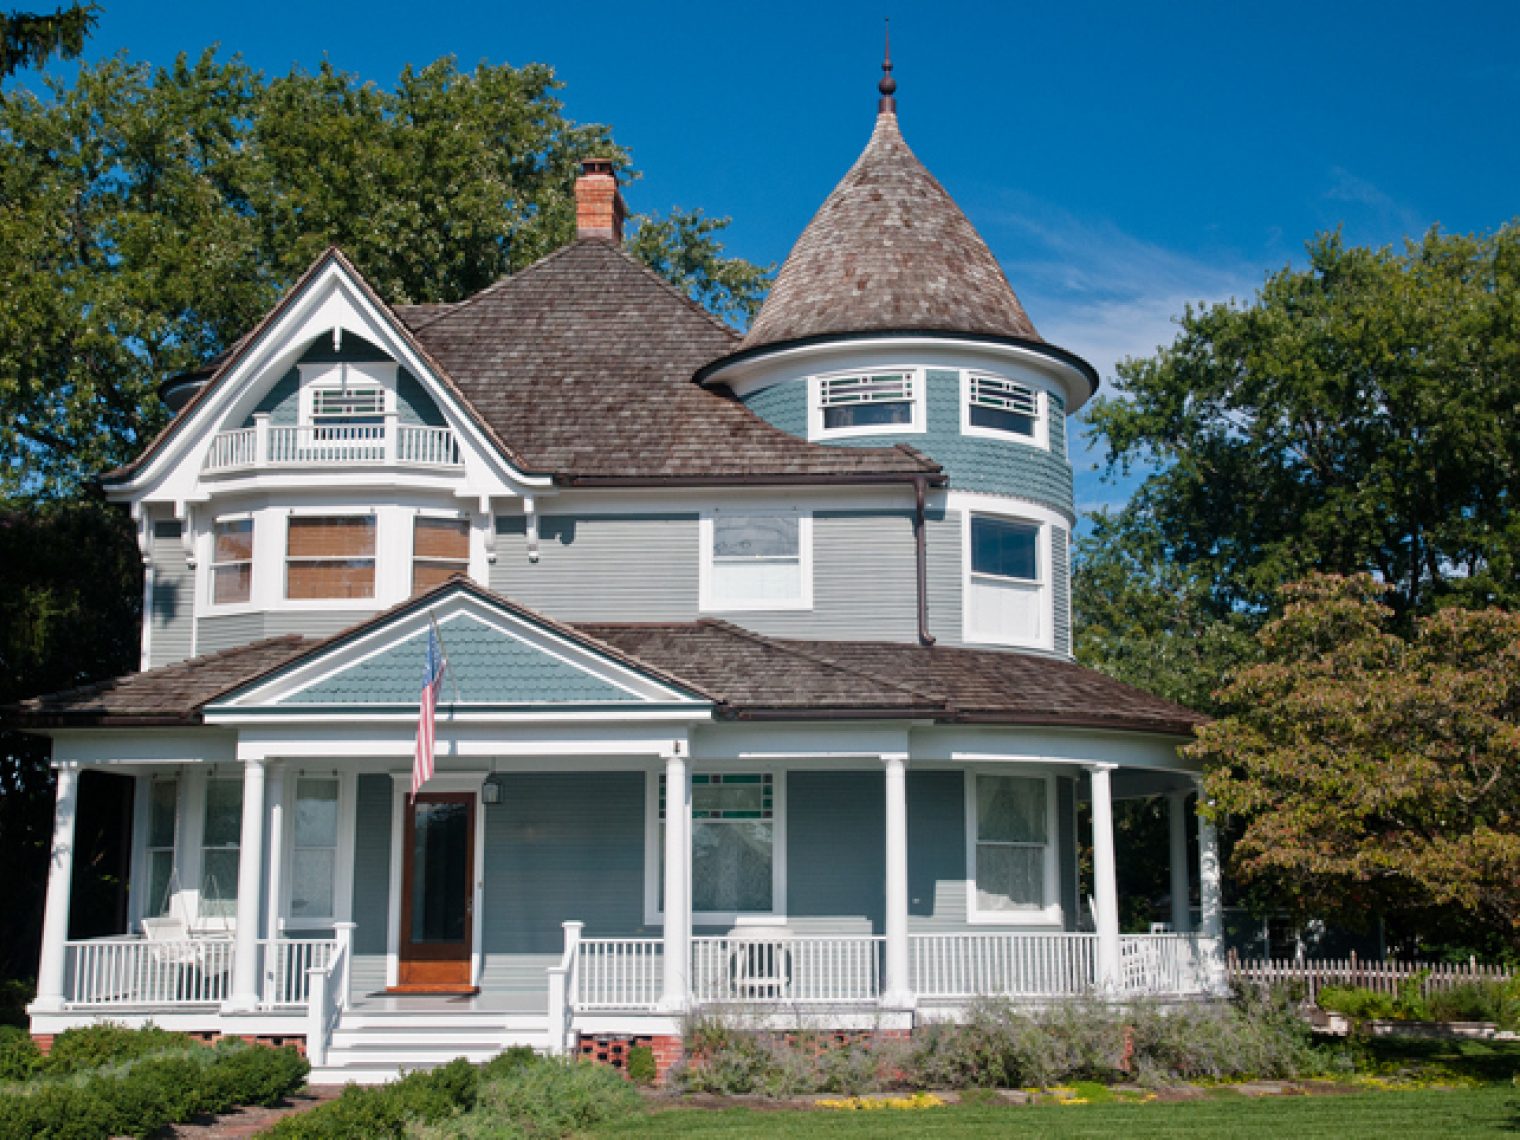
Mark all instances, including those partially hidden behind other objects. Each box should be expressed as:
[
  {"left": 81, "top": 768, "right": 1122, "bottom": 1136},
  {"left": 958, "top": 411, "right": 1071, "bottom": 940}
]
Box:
[{"left": 544, "top": 921, "right": 584, "bottom": 1057}]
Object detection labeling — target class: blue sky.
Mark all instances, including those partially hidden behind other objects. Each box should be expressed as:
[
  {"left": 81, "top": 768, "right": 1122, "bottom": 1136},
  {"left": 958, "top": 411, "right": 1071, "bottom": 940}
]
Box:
[{"left": 35, "top": 0, "right": 1520, "bottom": 512}]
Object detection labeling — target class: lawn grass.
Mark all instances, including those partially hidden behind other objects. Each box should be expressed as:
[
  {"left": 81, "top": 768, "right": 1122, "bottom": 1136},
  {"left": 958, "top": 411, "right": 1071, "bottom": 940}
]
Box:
[{"left": 596, "top": 1086, "right": 1520, "bottom": 1138}]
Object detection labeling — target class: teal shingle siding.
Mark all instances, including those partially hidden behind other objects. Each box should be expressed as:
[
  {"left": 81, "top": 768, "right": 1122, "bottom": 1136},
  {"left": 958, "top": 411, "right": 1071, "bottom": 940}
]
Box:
[
  {"left": 245, "top": 334, "right": 442, "bottom": 428},
  {"left": 738, "top": 372, "right": 1074, "bottom": 516},
  {"left": 278, "top": 614, "right": 639, "bottom": 704}
]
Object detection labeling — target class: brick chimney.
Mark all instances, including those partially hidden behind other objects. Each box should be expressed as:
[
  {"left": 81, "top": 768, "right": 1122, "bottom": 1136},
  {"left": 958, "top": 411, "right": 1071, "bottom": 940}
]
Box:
[{"left": 575, "top": 158, "right": 625, "bottom": 242}]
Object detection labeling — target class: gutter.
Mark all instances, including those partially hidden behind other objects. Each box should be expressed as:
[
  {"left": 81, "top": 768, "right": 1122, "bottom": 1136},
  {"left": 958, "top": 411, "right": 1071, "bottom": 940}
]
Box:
[
  {"left": 560, "top": 470, "right": 947, "bottom": 488},
  {"left": 914, "top": 475, "right": 936, "bottom": 646}
]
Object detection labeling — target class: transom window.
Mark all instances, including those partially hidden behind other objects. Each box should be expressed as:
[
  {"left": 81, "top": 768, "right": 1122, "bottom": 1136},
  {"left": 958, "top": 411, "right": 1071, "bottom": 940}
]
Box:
[
  {"left": 702, "top": 513, "right": 811, "bottom": 611},
  {"left": 967, "top": 374, "right": 1040, "bottom": 439},
  {"left": 286, "top": 515, "right": 377, "bottom": 600},
  {"left": 659, "top": 773, "right": 777, "bottom": 916},
  {"left": 971, "top": 773, "right": 1052, "bottom": 916},
  {"left": 811, "top": 370, "right": 922, "bottom": 438},
  {"left": 413, "top": 517, "right": 471, "bottom": 594},
  {"left": 211, "top": 519, "right": 254, "bottom": 605}
]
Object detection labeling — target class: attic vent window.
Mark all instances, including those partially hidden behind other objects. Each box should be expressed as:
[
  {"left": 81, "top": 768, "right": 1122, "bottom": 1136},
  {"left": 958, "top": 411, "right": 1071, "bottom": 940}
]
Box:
[
  {"left": 311, "top": 383, "right": 384, "bottom": 423},
  {"left": 965, "top": 374, "right": 1044, "bottom": 443},
  {"left": 810, "top": 370, "right": 924, "bottom": 439}
]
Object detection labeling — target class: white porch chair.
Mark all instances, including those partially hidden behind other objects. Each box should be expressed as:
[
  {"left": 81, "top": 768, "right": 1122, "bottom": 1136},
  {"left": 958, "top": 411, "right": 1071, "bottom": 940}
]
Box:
[{"left": 726, "top": 926, "right": 793, "bottom": 1000}]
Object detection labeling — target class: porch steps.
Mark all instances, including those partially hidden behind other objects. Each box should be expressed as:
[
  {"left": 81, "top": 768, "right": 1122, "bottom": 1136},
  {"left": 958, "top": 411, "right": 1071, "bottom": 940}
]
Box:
[{"left": 311, "top": 1007, "right": 553, "bottom": 1084}]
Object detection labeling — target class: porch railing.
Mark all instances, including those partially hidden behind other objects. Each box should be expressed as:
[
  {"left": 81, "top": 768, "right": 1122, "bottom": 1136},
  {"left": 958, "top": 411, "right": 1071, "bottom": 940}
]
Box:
[
  {"left": 691, "top": 935, "right": 885, "bottom": 1005},
  {"left": 1118, "top": 933, "right": 1209, "bottom": 996},
  {"left": 204, "top": 417, "right": 461, "bottom": 473},
  {"left": 910, "top": 932, "right": 1098, "bottom": 999},
  {"left": 63, "top": 937, "right": 236, "bottom": 1007},
  {"left": 259, "top": 937, "right": 340, "bottom": 1008},
  {"left": 304, "top": 926, "right": 352, "bottom": 1069},
  {"left": 576, "top": 937, "right": 664, "bottom": 1010}
]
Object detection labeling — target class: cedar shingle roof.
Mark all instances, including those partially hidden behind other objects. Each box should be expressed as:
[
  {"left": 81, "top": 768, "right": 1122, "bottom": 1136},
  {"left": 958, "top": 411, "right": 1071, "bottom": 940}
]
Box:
[
  {"left": 11, "top": 610, "right": 1200, "bottom": 738},
  {"left": 13, "top": 636, "right": 316, "bottom": 727},
  {"left": 400, "top": 240, "right": 939, "bottom": 483},
  {"left": 737, "top": 111, "right": 1041, "bottom": 354}
]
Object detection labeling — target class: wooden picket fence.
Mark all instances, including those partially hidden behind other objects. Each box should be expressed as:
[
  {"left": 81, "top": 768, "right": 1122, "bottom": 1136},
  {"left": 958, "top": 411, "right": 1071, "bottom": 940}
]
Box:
[{"left": 1228, "top": 949, "right": 1513, "bottom": 1002}]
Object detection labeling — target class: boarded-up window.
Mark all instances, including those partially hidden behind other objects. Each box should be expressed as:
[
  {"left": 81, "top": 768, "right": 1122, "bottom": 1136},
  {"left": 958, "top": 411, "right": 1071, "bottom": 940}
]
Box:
[
  {"left": 412, "top": 517, "right": 469, "bottom": 594},
  {"left": 212, "top": 519, "right": 253, "bottom": 604},
  {"left": 286, "top": 516, "right": 376, "bottom": 599}
]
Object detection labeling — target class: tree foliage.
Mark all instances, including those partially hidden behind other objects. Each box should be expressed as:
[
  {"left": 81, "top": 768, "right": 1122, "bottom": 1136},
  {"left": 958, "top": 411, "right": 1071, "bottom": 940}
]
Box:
[
  {"left": 1077, "top": 226, "right": 1520, "bottom": 704},
  {"left": 0, "top": 2, "right": 95, "bottom": 79},
  {"left": 0, "top": 51, "right": 769, "bottom": 497},
  {"left": 1193, "top": 575, "right": 1520, "bottom": 953}
]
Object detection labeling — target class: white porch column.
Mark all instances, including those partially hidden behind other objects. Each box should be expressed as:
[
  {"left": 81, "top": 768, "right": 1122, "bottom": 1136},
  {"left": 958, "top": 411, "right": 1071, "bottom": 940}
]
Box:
[
  {"left": 880, "top": 752, "right": 913, "bottom": 1008},
  {"left": 263, "top": 762, "right": 287, "bottom": 948},
  {"left": 226, "top": 756, "right": 268, "bottom": 1012},
  {"left": 32, "top": 763, "right": 81, "bottom": 1013},
  {"left": 1196, "top": 778, "right": 1229, "bottom": 992},
  {"left": 1168, "top": 789, "right": 1193, "bottom": 933},
  {"left": 659, "top": 746, "right": 691, "bottom": 1011},
  {"left": 1088, "top": 763, "right": 1121, "bottom": 991}
]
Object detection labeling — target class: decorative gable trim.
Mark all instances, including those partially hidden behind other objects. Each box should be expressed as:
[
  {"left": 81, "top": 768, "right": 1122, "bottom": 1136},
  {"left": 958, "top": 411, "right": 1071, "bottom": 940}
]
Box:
[
  {"left": 202, "top": 579, "right": 713, "bottom": 724},
  {"left": 103, "top": 248, "right": 554, "bottom": 508}
]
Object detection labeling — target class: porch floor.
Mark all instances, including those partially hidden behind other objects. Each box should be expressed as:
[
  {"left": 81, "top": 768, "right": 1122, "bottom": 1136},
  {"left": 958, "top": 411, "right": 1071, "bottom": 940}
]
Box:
[{"left": 345, "top": 991, "right": 548, "bottom": 1015}]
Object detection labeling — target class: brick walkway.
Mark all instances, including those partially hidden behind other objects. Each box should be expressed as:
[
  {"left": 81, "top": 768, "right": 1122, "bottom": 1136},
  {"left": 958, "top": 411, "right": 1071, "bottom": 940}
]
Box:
[{"left": 162, "top": 1085, "right": 345, "bottom": 1138}]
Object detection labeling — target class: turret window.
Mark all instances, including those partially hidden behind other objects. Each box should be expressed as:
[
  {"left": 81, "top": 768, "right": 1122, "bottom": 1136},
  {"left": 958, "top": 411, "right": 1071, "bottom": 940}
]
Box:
[
  {"left": 810, "top": 370, "right": 924, "bottom": 439},
  {"left": 965, "top": 513, "right": 1047, "bottom": 647},
  {"left": 962, "top": 372, "right": 1048, "bottom": 447}
]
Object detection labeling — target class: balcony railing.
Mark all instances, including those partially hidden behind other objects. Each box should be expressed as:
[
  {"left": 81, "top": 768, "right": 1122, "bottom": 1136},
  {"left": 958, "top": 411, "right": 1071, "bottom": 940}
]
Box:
[{"left": 204, "top": 415, "right": 461, "bottom": 473}]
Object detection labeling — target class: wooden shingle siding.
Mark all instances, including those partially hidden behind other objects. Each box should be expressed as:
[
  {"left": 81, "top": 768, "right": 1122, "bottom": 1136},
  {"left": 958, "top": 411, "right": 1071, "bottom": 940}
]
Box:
[
  {"left": 787, "top": 771, "right": 884, "bottom": 934},
  {"left": 480, "top": 772, "right": 648, "bottom": 957},
  {"left": 149, "top": 520, "right": 194, "bottom": 668},
  {"left": 492, "top": 514, "right": 700, "bottom": 622}
]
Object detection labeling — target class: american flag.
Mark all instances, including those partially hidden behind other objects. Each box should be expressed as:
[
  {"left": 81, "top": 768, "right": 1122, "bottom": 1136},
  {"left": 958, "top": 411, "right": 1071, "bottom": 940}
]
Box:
[{"left": 412, "top": 621, "right": 446, "bottom": 798}]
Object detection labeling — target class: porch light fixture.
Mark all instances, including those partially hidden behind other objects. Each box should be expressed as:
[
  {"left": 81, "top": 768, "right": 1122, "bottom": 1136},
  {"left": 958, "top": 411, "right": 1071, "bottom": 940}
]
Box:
[{"left": 481, "top": 779, "right": 501, "bottom": 805}]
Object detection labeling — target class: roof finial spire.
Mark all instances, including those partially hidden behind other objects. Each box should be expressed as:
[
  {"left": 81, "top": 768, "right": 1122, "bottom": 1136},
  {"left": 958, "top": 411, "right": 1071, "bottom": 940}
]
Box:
[{"left": 878, "top": 18, "right": 897, "bottom": 114}]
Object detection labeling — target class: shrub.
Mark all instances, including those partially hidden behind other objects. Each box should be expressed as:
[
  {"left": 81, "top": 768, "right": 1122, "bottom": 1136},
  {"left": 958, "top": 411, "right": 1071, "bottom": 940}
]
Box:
[
  {"left": 0, "top": 1027, "right": 41, "bottom": 1082},
  {"left": 0, "top": 983, "right": 31, "bottom": 1031},
  {"left": 423, "top": 1058, "right": 641, "bottom": 1139},
  {"left": 268, "top": 1056, "right": 481, "bottom": 1139},
  {"left": 625, "top": 1045, "right": 657, "bottom": 1086},
  {"left": 43, "top": 1023, "right": 191, "bottom": 1075}
]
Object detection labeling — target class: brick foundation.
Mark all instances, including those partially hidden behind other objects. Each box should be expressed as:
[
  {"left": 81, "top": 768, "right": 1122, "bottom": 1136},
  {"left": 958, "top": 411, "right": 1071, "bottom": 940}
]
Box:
[
  {"left": 30, "top": 1033, "right": 54, "bottom": 1054},
  {"left": 576, "top": 1033, "right": 683, "bottom": 1084}
]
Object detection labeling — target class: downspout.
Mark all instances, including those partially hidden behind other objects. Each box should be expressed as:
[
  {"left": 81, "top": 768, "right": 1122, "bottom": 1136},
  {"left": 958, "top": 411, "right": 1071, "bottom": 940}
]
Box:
[{"left": 914, "top": 476, "right": 936, "bottom": 646}]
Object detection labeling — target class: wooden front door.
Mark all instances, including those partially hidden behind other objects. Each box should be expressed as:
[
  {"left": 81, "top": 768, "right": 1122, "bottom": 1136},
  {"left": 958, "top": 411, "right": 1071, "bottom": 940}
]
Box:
[{"left": 396, "top": 792, "right": 476, "bottom": 991}]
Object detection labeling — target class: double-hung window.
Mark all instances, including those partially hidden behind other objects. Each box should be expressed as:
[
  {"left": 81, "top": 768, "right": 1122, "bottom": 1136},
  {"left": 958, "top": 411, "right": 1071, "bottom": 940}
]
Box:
[
  {"left": 657, "top": 773, "right": 779, "bottom": 919},
  {"left": 965, "top": 514, "right": 1044, "bottom": 646},
  {"left": 811, "top": 371, "right": 922, "bottom": 438},
  {"left": 702, "top": 512, "right": 812, "bottom": 611},
  {"left": 965, "top": 373, "right": 1043, "bottom": 443},
  {"left": 200, "top": 777, "right": 243, "bottom": 919},
  {"left": 144, "top": 780, "right": 178, "bottom": 918},
  {"left": 286, "top": 515, "right": 377, "bottom": 600},
  {"left": 970, "top": 773, "right": 1055, "bottom": 918},
  {"left": 289, "top": 777, "right": 339, "bottom": 923},
  {"left": 412, "top": 516, "right": 470, "bottom": 594},
  {"left": 211, "top": 518, "right": 254, "bottom": 605}
]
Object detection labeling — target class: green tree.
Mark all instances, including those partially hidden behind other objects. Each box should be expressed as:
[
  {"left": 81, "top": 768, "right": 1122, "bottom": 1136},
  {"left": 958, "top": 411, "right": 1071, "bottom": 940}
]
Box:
[
  {"left": 1, "top": 2, "right": 96, "bottom": 79},
  {"left": 0, "top": 50, "right": 769, "bottom": 498},
  {"left": 1192, "top": 575, "right": 1520, "bottom": 954},
  {"left": 1077, "top": 225, "right": 1520, "bottom": 705}
]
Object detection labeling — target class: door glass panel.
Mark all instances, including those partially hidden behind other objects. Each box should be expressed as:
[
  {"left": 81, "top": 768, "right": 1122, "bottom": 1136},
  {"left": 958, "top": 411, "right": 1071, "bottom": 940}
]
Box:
[{"left": 410, "top": 801, "right": 468, "bottom": 944}]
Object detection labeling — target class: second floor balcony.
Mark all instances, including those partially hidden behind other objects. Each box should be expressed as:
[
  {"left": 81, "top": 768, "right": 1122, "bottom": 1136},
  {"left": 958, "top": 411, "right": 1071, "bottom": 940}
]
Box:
[{"left": 204, "top": 414, "right": 462, "bottom": 474}]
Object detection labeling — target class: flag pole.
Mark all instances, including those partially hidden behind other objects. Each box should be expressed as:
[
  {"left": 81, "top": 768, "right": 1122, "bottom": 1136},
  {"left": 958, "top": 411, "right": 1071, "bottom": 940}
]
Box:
[{"left": 430, "top": 611, "right": 463, "bottom": 710}]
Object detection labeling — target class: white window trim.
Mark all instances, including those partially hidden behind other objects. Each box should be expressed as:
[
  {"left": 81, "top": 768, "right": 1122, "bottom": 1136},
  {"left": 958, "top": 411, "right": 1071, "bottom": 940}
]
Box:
[
  {"left": 205, "top": 512, "right": 256, "bottom": 613},
  {"left": 296, "top": 361, "right": 399, "bottom": 424},
  {"left": 960, "top": 370, "right": 1049, "bottom": 449},
  {"left": 807, "top": 368, "right": 926, "bottom": 441},
  {"left": 964, "top": 769, "right": 1063, "bottom": 927},
  {"left": 278, "top": 769, "right": 355, "bottom": 931},
  {"left": 643, "top": 767, "right": 789, "bottom": 928},
  {"left": 698, "top": 510, "right": 814, "bottom": 613},
  {"left": 961, "top": 508, "right": 1054, "bottom": 651},
  {"left": 281, "top": 508, "right": 383, "bottom": 609},
  {"left": 411, "top": 509, "right": 473, "bottom": 595}
]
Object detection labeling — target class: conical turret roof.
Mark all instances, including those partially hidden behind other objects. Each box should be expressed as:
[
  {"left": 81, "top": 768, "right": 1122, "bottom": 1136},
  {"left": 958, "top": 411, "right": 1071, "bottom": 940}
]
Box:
[{"left": 740, "top": 111, "right": 1041, "bottom": 352}]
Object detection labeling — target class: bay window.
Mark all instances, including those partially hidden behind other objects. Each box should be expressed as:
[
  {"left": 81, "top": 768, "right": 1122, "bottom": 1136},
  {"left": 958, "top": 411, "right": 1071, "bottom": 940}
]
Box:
[
  {"left": 412, "top": 516, "right": 470, "bottom": 594},
  {"left": 211, "top": 519, "right": 254, "bottom": 605},
  {"left": 286, "top": 515, "right": 376, "bottom": 599}
]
